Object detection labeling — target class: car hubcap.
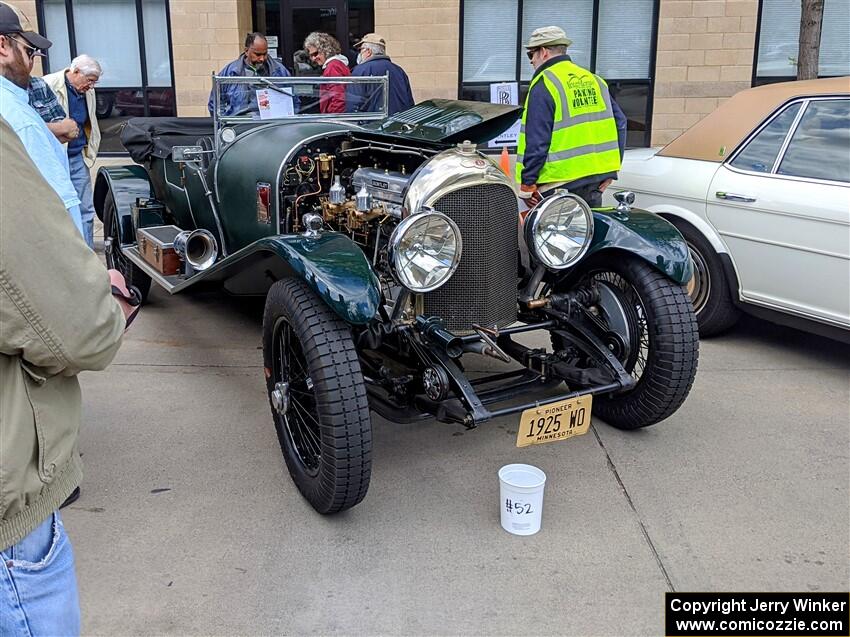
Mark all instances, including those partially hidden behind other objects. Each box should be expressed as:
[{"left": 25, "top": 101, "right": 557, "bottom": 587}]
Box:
[
  {"left": 271, "top": 381, "right": 289, "bottom": 415},
  {"left": 686, "top": 242, "right": 710, "bottom": 314}
]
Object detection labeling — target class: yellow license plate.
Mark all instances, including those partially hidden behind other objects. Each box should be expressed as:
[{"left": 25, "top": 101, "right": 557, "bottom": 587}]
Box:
[{"left": 516, "top": 394, "right": 593, "bottom": 448}]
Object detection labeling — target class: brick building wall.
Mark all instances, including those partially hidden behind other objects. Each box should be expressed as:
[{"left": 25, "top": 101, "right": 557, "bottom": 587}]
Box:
[
  {"left": 169, "top": 0, "right": 251, "bottom": 117},
  {"left": 373, "top": 0, "right": 459, "bottom": 102},
  {"left": 15, "top": 0, "right": 41, "bottom": 74},
  {"left": 652, "top": 0, "right": 758, "bottom": 145}
]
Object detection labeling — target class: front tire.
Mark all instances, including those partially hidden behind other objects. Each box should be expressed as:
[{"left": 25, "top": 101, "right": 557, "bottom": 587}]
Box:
[
  {"left": 262, "top": 278, "right": 372, "bottom": 514},
  {"left": 103, "top": 196, "right": 152, "bottom": 303},
  {"left": 566, "top": 254, "right": 699, "bottom": 429},
  {"left": 670, "top": 220, "right": 740, "bottom": 336}
]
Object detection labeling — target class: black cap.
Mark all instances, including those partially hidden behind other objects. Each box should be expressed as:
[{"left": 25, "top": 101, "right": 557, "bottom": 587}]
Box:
[{"left": 0, "top": 2, "right": 52, "bottom": 50}]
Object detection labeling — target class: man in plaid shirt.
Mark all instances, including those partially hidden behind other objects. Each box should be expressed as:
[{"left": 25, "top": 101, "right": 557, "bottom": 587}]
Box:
[{"left": 28, "top": 73, "right": 78, "bottom": 142}]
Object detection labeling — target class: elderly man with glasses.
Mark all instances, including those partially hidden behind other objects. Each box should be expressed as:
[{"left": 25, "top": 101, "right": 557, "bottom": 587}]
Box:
[
  {"left": 44, "top": 54, "right": 102, "bottom": 249},
  {"left": 0, "top": 1, "right": 83, "bottom": 237},
  {"left": 517, "top": 26, "right": 627, "bottom": 209}
]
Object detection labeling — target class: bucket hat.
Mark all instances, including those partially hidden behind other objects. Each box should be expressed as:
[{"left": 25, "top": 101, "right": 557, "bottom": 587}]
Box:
[{"left": 525, "top": 25, "right": 572, "bottom": 49}]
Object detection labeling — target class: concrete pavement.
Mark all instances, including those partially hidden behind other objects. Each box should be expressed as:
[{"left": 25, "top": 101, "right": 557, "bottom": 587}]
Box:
[{"left": 67, "top": 282, "right": 850, "bottom": 635}]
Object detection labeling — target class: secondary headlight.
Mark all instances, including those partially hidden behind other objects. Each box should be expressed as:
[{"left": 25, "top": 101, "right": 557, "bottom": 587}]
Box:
[
  {"left": 524, "top": 193, "right": 594, "bottom": 270},
  {"left": 388, "top": 211, "right": 462, "bottom": 293}
]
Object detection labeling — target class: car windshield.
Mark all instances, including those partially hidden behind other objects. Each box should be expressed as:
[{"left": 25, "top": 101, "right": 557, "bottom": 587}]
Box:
[{"left": 212, "top": 75, "right": 389, "bottom": 123}]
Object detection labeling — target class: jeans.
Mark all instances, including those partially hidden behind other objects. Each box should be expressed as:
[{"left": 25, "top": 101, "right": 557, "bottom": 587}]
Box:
[
  {"left": 68, "top": 153, "right": 95, "bottom": 249},
  {"left": 0, "top": 512, "right": 81, "bottom": 636}
]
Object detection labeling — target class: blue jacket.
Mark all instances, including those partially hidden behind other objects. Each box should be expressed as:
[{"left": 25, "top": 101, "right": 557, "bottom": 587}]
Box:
[
  {"left": 521, "top": 55, "right": 627, "bottom": 189},
  {"left": 208, "top": 56, "right": 293, "bottom": 116},
  {"left": 347, "top": 55, "right": 414, "bottom": 115}
]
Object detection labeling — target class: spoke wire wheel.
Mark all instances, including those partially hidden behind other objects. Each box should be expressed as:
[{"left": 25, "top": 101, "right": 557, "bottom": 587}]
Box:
[
  {"left": 556, "top": 254, "right": 699, "bottom": 429},
  {"left": 588, "top": 271, "right": 649, "bottom": 384},
  {"left": 103, "top": 197, "right": 151, "bottom": 303},
  {"left": 271, "top": 316, "right": 321, "bottom": 476},
  {"left": 262, "top": 278, "right": 372, "bottom": 514}
]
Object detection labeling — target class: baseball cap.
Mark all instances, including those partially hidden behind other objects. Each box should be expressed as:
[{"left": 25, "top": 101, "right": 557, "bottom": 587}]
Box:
[
  {"left": 355, "top": 33, "right": 386, "bottom": 48},
  {"left": 0, "top": 2, "right": 52, "bottom": 50},
  {"left": 525, "top": 26, "right": 572, "bottom": 49}
]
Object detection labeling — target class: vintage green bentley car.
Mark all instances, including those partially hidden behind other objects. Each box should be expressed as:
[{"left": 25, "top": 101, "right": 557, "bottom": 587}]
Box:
[{"left": 96, "top": 76, "right": 699, "bottom": 513}]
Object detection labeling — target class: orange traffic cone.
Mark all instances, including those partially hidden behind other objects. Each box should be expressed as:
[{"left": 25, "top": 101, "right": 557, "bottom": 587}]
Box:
[{"left": 499, "top": 146, "right": 511, "bottom": 177}]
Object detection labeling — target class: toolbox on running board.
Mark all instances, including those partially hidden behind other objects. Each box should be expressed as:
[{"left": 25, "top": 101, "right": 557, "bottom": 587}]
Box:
[{"left": 137, "top": 225, "right": 182, "bottom": 275}]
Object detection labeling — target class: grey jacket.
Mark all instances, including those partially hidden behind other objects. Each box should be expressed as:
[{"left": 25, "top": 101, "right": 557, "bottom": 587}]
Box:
[{"left": 0, "top": 116, "right": 125, "bottom": 551}]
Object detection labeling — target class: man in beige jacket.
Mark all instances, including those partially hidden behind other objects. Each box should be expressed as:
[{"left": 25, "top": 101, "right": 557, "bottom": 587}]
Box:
[
  {"left": 44, "top": 54, "right": 101, "bottom": 249},
  {"left": 0, "top": 116, "right": 134, "bottom": 635}
]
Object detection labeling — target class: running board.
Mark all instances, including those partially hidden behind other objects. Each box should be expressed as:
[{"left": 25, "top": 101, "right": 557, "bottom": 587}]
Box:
[{"left": 123, "top": 247, "right": 190, "bottom": 294}]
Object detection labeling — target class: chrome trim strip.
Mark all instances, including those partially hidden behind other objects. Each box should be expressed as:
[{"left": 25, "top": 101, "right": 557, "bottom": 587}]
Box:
[
  {"left": 770, "top": 99, "right": 808, "bottom": 174},
  {"left": 721, "top": 163, "right": 850, "bottom": 188},
  {"left": 738, "top": 294, "right": 850, "bottom": 328},
  {"left": 718, "top": 229, "right": 850, "bottom": 259}
]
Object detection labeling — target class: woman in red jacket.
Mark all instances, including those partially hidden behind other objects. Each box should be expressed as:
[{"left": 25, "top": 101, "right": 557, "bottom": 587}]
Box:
[{"left": 304, "top": 32, "right": 351, "bottom": 114}]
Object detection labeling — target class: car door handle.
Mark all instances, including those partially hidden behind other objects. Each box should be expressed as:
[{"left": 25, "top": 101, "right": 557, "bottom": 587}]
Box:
[{"left": 715, "top": 191, "right": 756, "bottom": 203}]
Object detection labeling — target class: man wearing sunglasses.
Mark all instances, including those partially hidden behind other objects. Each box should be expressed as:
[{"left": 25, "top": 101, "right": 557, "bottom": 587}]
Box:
[
  {"left": 517, "top": 26, "right": 627, "bottom": 209},
  {"left": 0, "top": 1, "right": 84, "bottom": 237}
]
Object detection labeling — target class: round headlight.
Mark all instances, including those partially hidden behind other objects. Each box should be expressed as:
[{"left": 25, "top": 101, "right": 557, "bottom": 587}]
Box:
[
  {"left": 220, "top": 127, "right": 236, "bottom": 143},
  {"left": 524, "top": 193, "right": 594, "bottom": 270},
  {"left": 388, "top": 211, "right": 462, "bottom": 293}
]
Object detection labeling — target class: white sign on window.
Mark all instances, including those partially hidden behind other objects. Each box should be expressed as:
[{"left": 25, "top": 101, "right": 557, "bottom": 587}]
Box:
[
  {"left": 257, "top": 88, "right": 294, "bottom": 119},
  {"left": 488, "top": 81, "right": 521, "bottom": 148},
  {"left": 266, "top": 36, "right": 278, "bottom": 48}
]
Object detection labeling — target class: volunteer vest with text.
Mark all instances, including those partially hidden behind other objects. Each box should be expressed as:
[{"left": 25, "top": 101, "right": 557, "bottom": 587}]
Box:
[{"left": 517, "top": 59, "right": 621, "bottom": 184}]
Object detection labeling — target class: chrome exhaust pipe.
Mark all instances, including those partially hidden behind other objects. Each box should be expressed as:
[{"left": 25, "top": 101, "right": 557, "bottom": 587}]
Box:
[{"left": 174, "top": 229, "right": 218, "bottom": 271}]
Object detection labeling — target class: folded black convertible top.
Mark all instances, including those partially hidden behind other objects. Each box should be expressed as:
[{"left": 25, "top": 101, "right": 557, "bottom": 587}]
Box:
[{"left": 120, "top": 117, "right": 214, "bottom": 163}]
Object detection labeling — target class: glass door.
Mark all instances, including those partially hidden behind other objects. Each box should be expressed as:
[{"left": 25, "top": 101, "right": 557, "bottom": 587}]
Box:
[{"left": 282, "top": 0, "right": 346, "bottom": 76}]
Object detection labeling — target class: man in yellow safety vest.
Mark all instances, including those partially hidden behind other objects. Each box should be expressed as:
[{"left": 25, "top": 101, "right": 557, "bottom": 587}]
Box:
[{"left": 517, "top": 26, "right": 627, "bottom": 209}]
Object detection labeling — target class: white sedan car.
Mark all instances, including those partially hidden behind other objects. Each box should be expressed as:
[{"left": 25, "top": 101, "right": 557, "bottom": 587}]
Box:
[{"left": 606, "top": 77, "right": 850, "bottom": 341}]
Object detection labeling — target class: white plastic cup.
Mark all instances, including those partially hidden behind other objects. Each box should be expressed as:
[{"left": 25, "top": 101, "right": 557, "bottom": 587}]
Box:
[{"left": 498, "top": 464, "right": 546, "bottom": 536}]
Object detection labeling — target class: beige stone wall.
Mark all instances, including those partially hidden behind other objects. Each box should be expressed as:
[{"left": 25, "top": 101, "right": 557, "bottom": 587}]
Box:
[
  {"left": 169, "top": 0, "right": 251, "bottom": 117},
  {"left": 13, "top": 1, "right": 44, "bottom": 75},
  {"left": 652, "top": 0, "right": 758, "bottom": 145},
  {"left": 374, "top": 0, "right": 459, "bottom": 102}
]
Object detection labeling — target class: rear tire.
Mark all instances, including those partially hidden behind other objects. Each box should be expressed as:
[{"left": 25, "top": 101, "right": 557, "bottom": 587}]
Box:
[
  {"left": 561, "top": 254, "right": 699, "bottom": 429},
  {"left": 103, "top": 196, "right": 152, "bottom": 303},
  {"left": 262, "top": 278, "right": 372, "bottom": 513},
  {"left": 670, "top": 220, "right": 740, "bottom": 336}
]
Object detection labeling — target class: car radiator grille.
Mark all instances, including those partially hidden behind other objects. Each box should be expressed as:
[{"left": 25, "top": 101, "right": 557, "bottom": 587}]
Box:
[{"left": 423, "top": 183, "right": 518, "bottom": 333}]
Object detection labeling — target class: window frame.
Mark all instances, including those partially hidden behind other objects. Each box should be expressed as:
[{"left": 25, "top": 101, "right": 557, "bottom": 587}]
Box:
[
  {"left": 751, "top": 0, "right": 850, "bottom": 86},
  {"left": 725, "top": 95, "right": 850, "bottom": 187},
  {"left": 457, "top": 0, "right": 660, "bottom": 148},
  {"left": 36, "top": 0, "right": 177, "bottom": 154}
]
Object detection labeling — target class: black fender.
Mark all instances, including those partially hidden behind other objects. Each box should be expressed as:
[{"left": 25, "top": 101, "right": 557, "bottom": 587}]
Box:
[
  {"left": 93, "top": 165, "right": 153, "bottom": 243},
  {"left": 583, "top": 208, "right": 694, "bottom": 285}
]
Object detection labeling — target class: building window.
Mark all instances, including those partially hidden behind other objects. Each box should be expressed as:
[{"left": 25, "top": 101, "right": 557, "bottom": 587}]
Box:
[
  {"left": 38, "top": 0, "right": 176, "bottom": 153},
  {"left": 459, "top": 0, "right": 658, "bottom": 147},
  {"left": 754, "top": 0, "right": 850, "bottom": 84}
]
